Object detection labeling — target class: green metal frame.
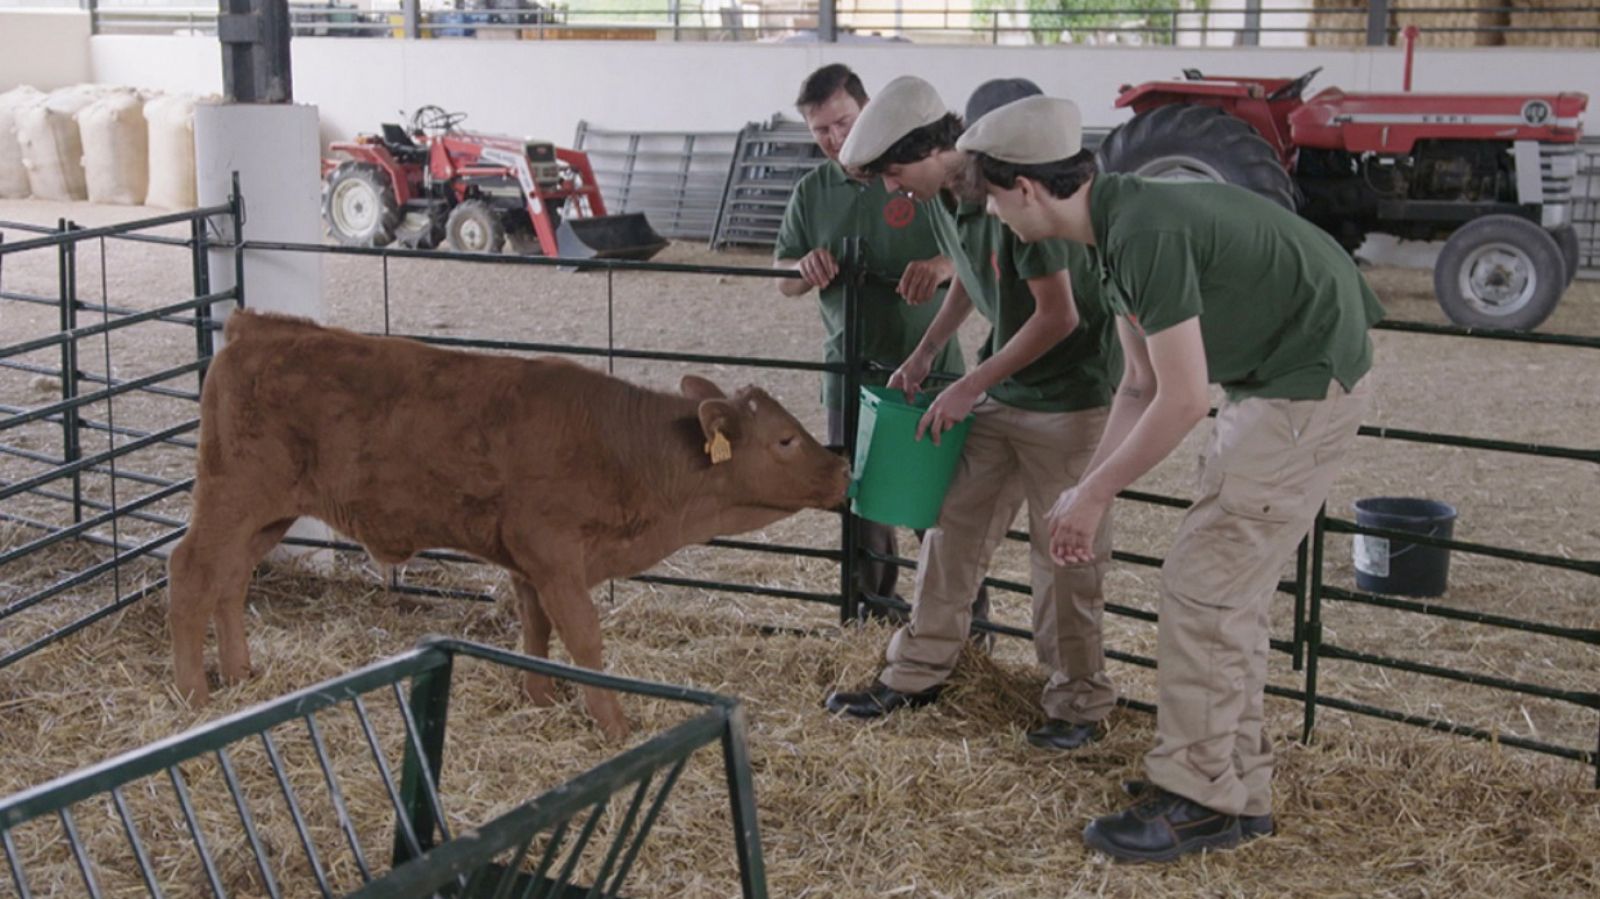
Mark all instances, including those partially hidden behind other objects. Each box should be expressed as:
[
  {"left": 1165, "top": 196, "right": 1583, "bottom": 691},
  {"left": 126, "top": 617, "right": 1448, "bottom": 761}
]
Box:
[{"left": 0, "top": 638, "right": 767, "bottom": 899}]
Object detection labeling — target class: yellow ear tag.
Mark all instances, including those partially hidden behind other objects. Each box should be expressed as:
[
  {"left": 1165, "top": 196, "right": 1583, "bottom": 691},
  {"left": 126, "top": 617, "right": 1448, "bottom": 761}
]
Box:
[{"left": 705, "top": 430, "right": 733, "bottom": 464}]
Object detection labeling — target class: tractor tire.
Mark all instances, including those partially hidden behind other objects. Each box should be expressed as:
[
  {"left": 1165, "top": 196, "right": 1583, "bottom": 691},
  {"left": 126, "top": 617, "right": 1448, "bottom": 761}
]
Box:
[
  {"left": 322, "top": 162, "right": 399, "bottom": 247},
  {"left": 445, "top": 200, "right": 505, "bottom": 254},
  {"left": 1097, "top": 104, "right": 1297, "bottom": 211},
  {"left": 1552, "top": 225, "right": 1580, "bottom": 287},
  {"left": 1434, "top": 215, "right": 1566, "bottom": 331},
  {"left": 395, "top": 204, "right": 447, "bottom": 250}
]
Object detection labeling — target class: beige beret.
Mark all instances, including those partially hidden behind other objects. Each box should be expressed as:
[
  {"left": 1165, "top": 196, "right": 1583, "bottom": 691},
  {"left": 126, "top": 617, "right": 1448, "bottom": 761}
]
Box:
[
  {"left": 956, "top": 95, "right": 1083, "bottom": 165},
  {"left": 838, "top": 76, "right": 948, "bottom": 169}
]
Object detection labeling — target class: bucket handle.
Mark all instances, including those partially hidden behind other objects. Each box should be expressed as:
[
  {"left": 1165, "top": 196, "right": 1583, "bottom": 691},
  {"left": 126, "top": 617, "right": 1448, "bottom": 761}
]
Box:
[{"left": 1380, "top": 522, "right": 1449, "bottom": 559}]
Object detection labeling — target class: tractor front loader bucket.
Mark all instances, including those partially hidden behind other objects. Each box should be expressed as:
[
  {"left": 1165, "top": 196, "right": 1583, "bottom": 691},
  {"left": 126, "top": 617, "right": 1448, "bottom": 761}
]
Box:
[{"left": 554, "top": 212, "right": 670, "bottom": 261}]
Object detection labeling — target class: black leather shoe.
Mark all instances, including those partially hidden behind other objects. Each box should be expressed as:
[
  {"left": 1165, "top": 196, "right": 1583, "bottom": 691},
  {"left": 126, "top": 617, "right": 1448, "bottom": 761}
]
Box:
[
  {"left": 823, "top": 680, "right": 943, "bottom": 719},
  {"left": 1122, "top": 780, "right": 1275, "bottom": 839},
  {"left": 1083, "top": 787, "right": 1241, "bottom": 863},
  {"left": 1026, "top": 719, "right": 1103, "bottom": 751}
]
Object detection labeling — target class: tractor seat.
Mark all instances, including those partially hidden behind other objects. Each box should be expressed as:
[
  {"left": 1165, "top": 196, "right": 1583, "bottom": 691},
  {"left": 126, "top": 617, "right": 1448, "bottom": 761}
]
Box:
[{"left": 380, "top": 123, "right": 430, "bottom": 165}]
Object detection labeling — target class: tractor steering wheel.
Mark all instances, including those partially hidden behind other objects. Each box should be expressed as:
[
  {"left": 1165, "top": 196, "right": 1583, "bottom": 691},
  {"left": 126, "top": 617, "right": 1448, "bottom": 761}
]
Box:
[
  {"left": 1267, "top": 67, "right": 1322, "bottom": 103},
  {"left": 410, "top": 105, "right": 467, "bottom": 134}
]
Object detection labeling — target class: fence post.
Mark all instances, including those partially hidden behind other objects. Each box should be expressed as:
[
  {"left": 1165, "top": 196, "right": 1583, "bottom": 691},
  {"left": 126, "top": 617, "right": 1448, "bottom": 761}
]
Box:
[
  {"left": 720, "top": 704, "right": 769, "bottom": 899},
  {"left": 402, "top": 0, "right": 419, "bottom": 39},
  {"left": 394, "top": 652, "right": 454, "bottom": 866},
  {"left": 1300, "top": 506, "right": 1328, "bottom": 743},
  {"left": 190, "top": 217, "right": 215, "bottom": 388},
  {"left": 819, "top": 0, "right": 837, "bottom": 42},
  {"left": 230, "top": 172, "right": 246, "bottom": 311},
  {"left": 1291, "top": 537, "right": 1309, "bottom": 671},
  {"left": 1241, "top": 0, "right": 1261, "bottom": 46},
  {"left": 838, "top": 236, "right": 863, "bottom": 624},
  {"left": 1366, "top": 0, "right": 1390, "bottom": 46},
  {"left": 57, "top": 220, "right": 83, "bottom": 525}
]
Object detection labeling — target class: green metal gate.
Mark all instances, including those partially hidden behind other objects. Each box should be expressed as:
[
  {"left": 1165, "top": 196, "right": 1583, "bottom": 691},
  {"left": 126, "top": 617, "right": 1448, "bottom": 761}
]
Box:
[{"left": 0, "top": 638, "right": 767, "bottom": 898}]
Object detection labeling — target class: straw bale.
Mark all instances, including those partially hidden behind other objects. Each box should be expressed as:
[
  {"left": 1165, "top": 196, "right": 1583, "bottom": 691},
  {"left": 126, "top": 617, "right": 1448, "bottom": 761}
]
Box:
[
  {"left": 1312, "top": 0, "right": 1508, "bottom": 48},
  {"left": 1507, "top": 0, "right": 1600, "bottom": 47},
  {"left": 1310, "top": 0, "right": 1368, "bottom": 48}
]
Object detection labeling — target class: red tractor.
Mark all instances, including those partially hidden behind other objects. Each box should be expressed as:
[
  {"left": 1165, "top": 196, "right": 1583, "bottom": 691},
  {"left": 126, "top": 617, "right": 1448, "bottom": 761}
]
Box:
[
  {"left": 320, "top": 106, "right": 667, "bottom": 261},
  {"left": 1099, "top": 35, "right": 1587, "bottom": 331}
]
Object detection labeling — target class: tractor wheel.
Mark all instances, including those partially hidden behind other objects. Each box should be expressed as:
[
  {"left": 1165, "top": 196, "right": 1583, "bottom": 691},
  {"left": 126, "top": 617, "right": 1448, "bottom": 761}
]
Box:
[
  {"left": 1097, "top": 104, "right": 1297, "bottom": 211},
  {"left": 1552, "top": 225, "right": 1580, "bottom": 287},
  {"left": 322, "top": 162, "right": 399, "bottom": 247},
  {"left": 395, "top": 204, "right": 447, "bottom": 250},
  {"left": 1434, "top": 215, "right": 1566, "bottom": 331},
  {"left": 445, "top": 200, "right": 505, "bottom": 254}
]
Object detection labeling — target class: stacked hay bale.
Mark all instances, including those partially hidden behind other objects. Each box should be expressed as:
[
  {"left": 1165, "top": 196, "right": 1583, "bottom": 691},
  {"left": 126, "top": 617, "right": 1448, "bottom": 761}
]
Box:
[
  {"left": 143, "top": 94, "right": 202, "bottom": 209},
  {"left": 80, "top": 90, "right": 150, "bottom": 205},
  {"left": 1506, "top": 0, "right": 1600, "bottom": 48},
  {"left": 1310, "top": 0, "right": 1508, "bottom": 48},
  {"left": 1309, "top": 0, "right": 1368, "bottom": 47},
  {"left": 0, "top": 85, "right": 203, "bottom": 208},
  {"left": 1395, "top": 0, "right": 1509, "bottom": 48},
  {"left": 14, "top": 85, "right": 105, "bottom": 200},
  {"left": 0, "top": 85, "right": 43, "bottom": 198}
]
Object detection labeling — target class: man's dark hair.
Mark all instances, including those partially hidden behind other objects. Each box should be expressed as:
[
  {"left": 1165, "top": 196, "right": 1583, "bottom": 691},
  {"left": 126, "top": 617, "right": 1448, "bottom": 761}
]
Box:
[
  {"left": 973, "top": 149, "right": 1099, "bottom": 200},
  {"left": 796, "top": 64, "right": 868, "bottom": 112},
  {"left": 859, "top": 113, "right": 964, "bottom": 176}
]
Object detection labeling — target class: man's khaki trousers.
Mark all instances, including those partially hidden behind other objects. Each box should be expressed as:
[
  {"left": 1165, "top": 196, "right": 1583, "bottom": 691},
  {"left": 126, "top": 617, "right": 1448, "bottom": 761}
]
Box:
[
  {"left": 1146, "top": 379, "right": 1370, "bottom": 816},
  {"left": 881, "top": 400, "right": 1116, "bottom": 725}
]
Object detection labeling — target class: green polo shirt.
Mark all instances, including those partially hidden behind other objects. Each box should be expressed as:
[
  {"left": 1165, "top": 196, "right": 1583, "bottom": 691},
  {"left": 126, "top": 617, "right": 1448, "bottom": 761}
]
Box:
[
  {"left": 775, "top": 161, "right": 965, "bottom": 409},
  {"left": 922, "top": 195, "right": 1118, "bottom": 413},
  {"left": 1089, "top": 173, "right": 1384, "bottom": 401}
]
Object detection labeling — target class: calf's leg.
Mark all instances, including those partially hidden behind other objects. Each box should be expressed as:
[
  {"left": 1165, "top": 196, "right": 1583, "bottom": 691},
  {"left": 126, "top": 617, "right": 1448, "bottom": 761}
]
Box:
[
  {"left": 534, "top": 575, "right": 629, "bottom": 741},
  {"left": 511, "top": 576, "right": 560, "bottom": 705},
  {"left": 213, "top": 518, "right": 296, "bottom": 683}
]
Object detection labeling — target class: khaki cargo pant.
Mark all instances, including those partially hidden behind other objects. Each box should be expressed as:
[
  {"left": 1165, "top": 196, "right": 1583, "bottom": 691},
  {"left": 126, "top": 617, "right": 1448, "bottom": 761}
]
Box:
[
  {"left": 880, "top": 400, "right": 1116, "bottom": 725},
  {"left": 1145, "top": 378, "right": 1371, "bottom": 817}
]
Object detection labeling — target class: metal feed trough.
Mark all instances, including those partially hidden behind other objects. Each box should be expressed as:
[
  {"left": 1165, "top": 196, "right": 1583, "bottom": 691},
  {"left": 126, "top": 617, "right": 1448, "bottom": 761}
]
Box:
[{"left": 0, "top": 638, "right": 768, "bottom": 898}]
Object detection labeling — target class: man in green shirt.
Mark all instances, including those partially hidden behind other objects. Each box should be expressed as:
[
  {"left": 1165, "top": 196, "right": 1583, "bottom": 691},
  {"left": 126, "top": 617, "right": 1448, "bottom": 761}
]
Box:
[
  {"left": 960, "top": 95, "right": 1383, "bottom": 862},
  {"left": 822, "top": 76, "right": 1121, "bottom": 753},
  {"left": 775, "top": 64, "right": 968, "bottom": 609}
]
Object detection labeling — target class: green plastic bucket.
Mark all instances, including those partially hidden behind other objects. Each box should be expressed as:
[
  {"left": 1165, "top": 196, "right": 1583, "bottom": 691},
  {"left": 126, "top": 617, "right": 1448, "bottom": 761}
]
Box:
[{"left": 850, "top": 385, "right": 974, "bottom": 529}]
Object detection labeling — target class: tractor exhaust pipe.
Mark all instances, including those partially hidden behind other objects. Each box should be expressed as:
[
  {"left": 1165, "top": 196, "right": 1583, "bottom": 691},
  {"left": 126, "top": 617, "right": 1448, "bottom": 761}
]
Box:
[{"left": 1402, "top": 25, "right": 1420, "bottom": 92}]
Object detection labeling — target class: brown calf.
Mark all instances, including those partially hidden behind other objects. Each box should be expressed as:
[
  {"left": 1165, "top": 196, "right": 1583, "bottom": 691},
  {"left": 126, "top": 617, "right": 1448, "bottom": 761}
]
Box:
[{"left": 168, "top": 311, "right": 849, "bottom": 738}]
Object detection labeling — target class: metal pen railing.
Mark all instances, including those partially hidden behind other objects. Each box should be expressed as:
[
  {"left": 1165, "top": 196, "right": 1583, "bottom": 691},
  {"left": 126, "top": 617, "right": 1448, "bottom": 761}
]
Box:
[
  {"left": 0, "top": 637, "right": 768, "bottom": 898},
  {"left": 3, "top": 180, "right": 1596, "bottom": 792}
]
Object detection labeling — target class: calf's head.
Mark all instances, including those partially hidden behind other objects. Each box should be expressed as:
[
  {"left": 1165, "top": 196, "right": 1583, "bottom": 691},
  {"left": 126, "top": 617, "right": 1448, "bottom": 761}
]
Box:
[{"left": 682, "top": 375, "right": 849, "bottom": 511}]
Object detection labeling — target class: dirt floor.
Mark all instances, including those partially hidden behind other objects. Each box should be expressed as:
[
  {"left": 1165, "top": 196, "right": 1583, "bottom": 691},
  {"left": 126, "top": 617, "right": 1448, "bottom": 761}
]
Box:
[{"left": 2, "top": 198, "right": 1599, "bottom": 897}]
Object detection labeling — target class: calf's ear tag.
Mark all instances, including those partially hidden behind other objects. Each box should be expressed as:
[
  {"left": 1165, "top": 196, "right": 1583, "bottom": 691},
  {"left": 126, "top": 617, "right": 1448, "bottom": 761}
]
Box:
[{"left": 705, "top": 430, "right": 733, "bottom": 464}]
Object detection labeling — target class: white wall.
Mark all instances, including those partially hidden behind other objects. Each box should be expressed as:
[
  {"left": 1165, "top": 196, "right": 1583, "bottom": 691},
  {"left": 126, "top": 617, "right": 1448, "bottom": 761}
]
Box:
[
  {"left": 87, "top": 36, "right": 1600, "bottom": 148},
  {"left": 0, "top": 11, "right": 92, "bottom": 93}
]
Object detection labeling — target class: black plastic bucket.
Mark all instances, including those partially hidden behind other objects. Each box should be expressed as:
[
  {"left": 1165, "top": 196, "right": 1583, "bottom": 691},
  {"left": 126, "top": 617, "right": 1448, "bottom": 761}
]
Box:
[{"left": 1352, "top": 497, "right": 1458, "bottom": 598}]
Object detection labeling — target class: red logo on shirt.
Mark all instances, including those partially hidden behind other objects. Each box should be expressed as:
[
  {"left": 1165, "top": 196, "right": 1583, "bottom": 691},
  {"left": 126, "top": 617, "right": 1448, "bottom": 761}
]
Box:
[
  {"left": 990, "top": 251, "right": 1001, "bottom": 280},
  {"left": 883, "top": 196, "right": 916, "bottom": 229},
  {"left": 1126, "top": 313, "right": 1145, "bottom": 336}
]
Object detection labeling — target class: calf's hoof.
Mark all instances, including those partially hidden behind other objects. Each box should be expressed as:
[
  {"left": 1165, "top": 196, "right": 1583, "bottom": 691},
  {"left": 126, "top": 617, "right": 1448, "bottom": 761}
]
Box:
[
  {"left": 173, "top": 675, "right": 211, "bottom": 707},
  {"left": 522, "top": 673, "right": 562, "bottom": 707},
  {"left": 596, "top": 713, "right": 632, "bottom": 743}
]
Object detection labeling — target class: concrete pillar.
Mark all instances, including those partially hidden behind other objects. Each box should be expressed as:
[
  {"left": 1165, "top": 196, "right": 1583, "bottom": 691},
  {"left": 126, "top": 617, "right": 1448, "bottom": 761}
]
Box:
[
  {"left": 195, "top": 102, "right": 324, "bottom": 324},
  {"left": 195, "top": 101, "right": 336, "bottom": 566}
]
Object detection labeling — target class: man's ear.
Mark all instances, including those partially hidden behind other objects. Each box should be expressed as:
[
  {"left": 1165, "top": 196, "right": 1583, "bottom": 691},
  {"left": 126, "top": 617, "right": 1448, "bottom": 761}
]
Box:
[
  {"left": 681, "top": 375, "right": 726, "bottom": 401},
  {"left": 1018, "top": 175, "right": 1040, "bottom": 205}
]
